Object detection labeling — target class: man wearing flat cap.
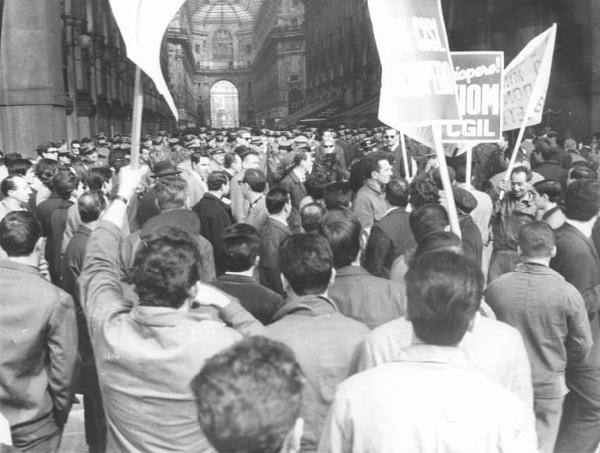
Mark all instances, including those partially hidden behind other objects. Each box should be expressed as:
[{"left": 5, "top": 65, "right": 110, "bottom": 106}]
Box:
[{"left": 453, "top": 186, "right": 483, "bottom": 267}]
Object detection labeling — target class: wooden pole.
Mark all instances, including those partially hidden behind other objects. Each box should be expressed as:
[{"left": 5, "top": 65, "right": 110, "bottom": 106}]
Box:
[
  {"left": 130, "top": 66, "right": 144, "bottom": 169},
  {"left": 433, "top": 124, "right": 461, "bottom": 238},
  {"left": 466, "top": 145, "right": 472, "bottom": 189},
  {"left": 399, "top": 132, "right": 411, "bottom": 180}
]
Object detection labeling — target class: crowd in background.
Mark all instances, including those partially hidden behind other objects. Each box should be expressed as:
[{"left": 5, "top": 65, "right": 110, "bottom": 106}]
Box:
[{"left": 1, "top": 122, "right": 600, "bottom": 452}]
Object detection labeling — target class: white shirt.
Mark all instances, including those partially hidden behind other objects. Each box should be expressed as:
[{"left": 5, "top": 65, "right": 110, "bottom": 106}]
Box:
[
  {"left": 566, "top": 218, "right": 595, "bottom": 239},
  {"left": 318, "top": 344, "right": 538, "bottom": 453},
  {"left": 359, "top": 314, "right": 533, "bottom": 407}
]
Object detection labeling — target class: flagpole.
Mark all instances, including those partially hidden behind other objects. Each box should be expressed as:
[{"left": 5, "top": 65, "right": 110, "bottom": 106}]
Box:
[
  {"left": 130, "top": 66, "right": 144, "bottom": 169},
  {"left": 399, "top": 132, "right": 411, "bottom": 180},
  {"left": 433, "top": 124, "right": 461, "bottom": 238},
  {"left": 466, "top": 145, "right": 472, "bottom": 189},
  {"left": 498, "top": 112, "right": 530, "bottom": 201}
]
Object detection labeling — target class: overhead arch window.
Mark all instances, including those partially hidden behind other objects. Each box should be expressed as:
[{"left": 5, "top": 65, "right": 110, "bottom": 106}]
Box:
[{"left": 213, "top": 29, "right": 233, "bottom": 60}]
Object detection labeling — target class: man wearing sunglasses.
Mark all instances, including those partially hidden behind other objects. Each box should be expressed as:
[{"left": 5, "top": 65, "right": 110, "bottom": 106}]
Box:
[{"left": 379, "top": 128, "right": 416, "bottom": 179}]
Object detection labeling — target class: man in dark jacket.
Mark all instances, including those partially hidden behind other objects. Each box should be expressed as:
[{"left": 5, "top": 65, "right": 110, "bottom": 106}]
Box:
[
  {"left": 550, "top": 179, "right": 600, "bottom": 453},
  {"left": 364, "top": 177, "right": 415, "bottom": 278},
  {"left": 211, "top": 223, "right": 284, "bottom": 324},
  {"left": 259, "top": 188, "right": 292, "bottom": 295},
  {"left": 193, "top": 171, "right": 233, "bottom": 275},
  {"left": 61, "top": 191, "right": 107, "bottom": 453},
  {"left": 322, "top": 209, "right": 406, "bottom": 329}
]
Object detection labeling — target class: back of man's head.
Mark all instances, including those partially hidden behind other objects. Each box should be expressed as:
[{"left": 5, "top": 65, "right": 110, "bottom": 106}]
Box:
[
  {"left": 568, "top": 163, "right": 596, "bottom": 182},
  {"left": 564, "top": 179, "right": 600, "bottom": 221},
  {"left": 243, "top": 169, "right": 267, "bottom": 193},
  {"left": 78, "top": 191, "right": 106, "bottom": 224},
  {"left": 154, "top": 175, "right": 187, "bottom": 211},
  {"left": 53, "top": 169, "right": 79, "bottom": 200},
  {"left": 132, "top": 226, "right": 201, "bottom": 309},
  {"left": 191, "top": 336, "right": 304, "bottom": 453},
  {"left": 279, "top": 234, "right": 333, "bottom": 296},
  {"left": 0, "top": 211, "right": 41, "bottom": 257},
  {"left": 266, "top": 188, "right": 290, "bottom": 215},
  {"left": 535, "top": 137, "right": 556, "bottom": 161},
  {"left": 409, "top": 203, "right": 449, "bottom": 243},
  {"left": 300, "top": 203, "right": 325, "bottom": 234},
  {"left": 320, "top": 209, "right": 361, "bottom": 269},
  {"left": 518, "top": 221, "right": 555, "bottom": 260},
  {"left": 386, "top": 177, "right": 410, "bottom": 208},
  {"left": 219, "top": 223, "right": 261, "bottom": 273},
  {"left": 431, "top": 167, "right": 455, "bottom": 190},
  {"left": 406, "top": 251, "right": 483, "bottom": 346},
  {"left": 207, "top": 171, "right": 229, "bottom": 191},
  {"left": 412, "top": 231, "right": 462, "bottom": 265},
  {"left": 6, "top": 158, "right": 32, "bottom": 177},
  {"left": 85, "top": 167, "right": 112, "bottom": 192},
  {"left": 323, "top": 181, "right": 352, "bottom": 210},
  {"left": 409, "top": 178, "right": 440, "bottom": 208}
]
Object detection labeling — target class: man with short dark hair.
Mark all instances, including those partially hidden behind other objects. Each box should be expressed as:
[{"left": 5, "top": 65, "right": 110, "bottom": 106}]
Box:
[
  {"left": 0, "top": 175, "right": 31, "bottom": 222},
  {"left": 533, "top": 138, "right": 565, "bottom": 183},
  {"left": 259, "top": 188, "right": 293, "bottom": 295},
  {"left": 550, "top": 179, "right": 600, "bottom": 452},
  {"left": 364, "top": 177, "right": 415, "bottom": 278},
  {"left": 323, "top": 181, "right": 352, "bottom": 210},
  {"left": 211, "top": 223, "right": 284, "bottom": 324},
  {"left": 0, "top": 211, "right": 77, "bottom": 452},
  {"left": 191, "top": 336, "right": 304, "bottom": 453},
  {"left": 320, "top": 252, "right": 537, "bottom": 453},
  {"left": 352, "top": 153, "right": 391, "bottom": 234},
  {"left": 193, "top": 171, "right": 233, "bottom": 275},
  {"left": 322, "top": 209, "right": 406, "bottom": 328},
  {"left": 231, "top": 148, "right": 261, "bottom": 222},
  {"left": 265, "top": 234, "right": 369, "bottom": 452},
  {"left": 489, "top": 165, "right": 537, "bottom": 282},
  {"left": 79, "top": 164, "right": 263, "bottom": 452},
  {"left": 241, "top": 168, "right": 268, "bottom": 231},
  {"left": 486, "top": 222, "right": 591, "bottom": 452}
]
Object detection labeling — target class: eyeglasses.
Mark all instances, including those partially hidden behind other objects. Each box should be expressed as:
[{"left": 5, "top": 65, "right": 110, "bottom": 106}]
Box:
[
  {"left": 242, "top": 136, "right": 251, "bottom": 141},
  {"left": 385, "top": 135, "right": 396, "bottom": 139},
  {"left": 324, "top": 145, "right": 334, "bottom": 148}
]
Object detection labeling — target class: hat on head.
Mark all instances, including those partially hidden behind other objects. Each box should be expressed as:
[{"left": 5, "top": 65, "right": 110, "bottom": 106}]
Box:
[
  {"left": 185, "top": 138, "right": 203, "bottom": 149},
  {"left": 251, "top": 136, "right": 263, "bottom": 145},
  {"left": 293, "top": 135, "right": 308, "bottom": 144},
  {"left": 452, "top": 186, "right": 477, "bottom": 214},
  {"left": 210, "top": 147, "right": 226, "bottom": 156},
  {"left": 152, "top": 160, "right": 181, "bottom": 178},
  {"left": 168, "top": 137, "right": 180, "bottom": 145},
  {"left": 79, "top": 143, "right": 97, "bottom": 155}
]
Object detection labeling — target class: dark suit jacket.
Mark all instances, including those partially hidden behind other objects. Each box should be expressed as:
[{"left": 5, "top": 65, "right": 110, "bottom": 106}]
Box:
[
  {"left": 551, "top": 222, "right": 600, "bottom": 368},
  {"left": 36, "top": 193, "right": 63, "bottom": 237},
  {"left": 47, "top": 199, "right": 74, "bottom": 284},
  {"left": 364, "top": 208, "right": 415, "bottom": 278},
  {"left": 279, "top": 171, "right": 306, "bottom": 233},
  {"left": 460, "top": 214, "right": 483, "bottom": 268},
  {"left": 193, "top": 193, "right": 233, "bottom": 275},
  {"left": 259, "top": 217, "right": 292, "bottom": 295},
  {"left": 211, "top": 274, "right": 285, "bottom": 324}
]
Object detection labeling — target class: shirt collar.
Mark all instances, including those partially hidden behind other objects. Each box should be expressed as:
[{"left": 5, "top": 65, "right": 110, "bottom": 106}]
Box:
[
  {"left": 335, "top": 265, "right": 371, "bottom": 277},
  {"left": 566, "top": 218, "right": 594, "bottom": 239},
  {"left": 0, "top": 259, "right": 41, "bottom": 276}
]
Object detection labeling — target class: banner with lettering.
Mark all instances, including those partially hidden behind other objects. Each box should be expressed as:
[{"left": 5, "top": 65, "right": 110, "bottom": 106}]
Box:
[
  {"left": 503, "top": 24, "right": 557, "bottom": 131},
  {"left": 441, "top": 52, "right": 504, "bottom": 143},
  {"left": 368, "top": 0, "right": 461, "bottom": 127}
]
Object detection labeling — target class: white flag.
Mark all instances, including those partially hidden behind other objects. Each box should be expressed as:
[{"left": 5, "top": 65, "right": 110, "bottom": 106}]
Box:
[
  {"left": 108, "top": 0, "right": 187, "bottom": 120},
  {"left": 503, "top": 24, "right": 557, "bottom": 131}
]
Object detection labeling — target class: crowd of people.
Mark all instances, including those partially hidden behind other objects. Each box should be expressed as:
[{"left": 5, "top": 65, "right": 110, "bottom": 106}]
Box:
[{"left": 1, "top": 123, "right": 600, "bottom": 452}]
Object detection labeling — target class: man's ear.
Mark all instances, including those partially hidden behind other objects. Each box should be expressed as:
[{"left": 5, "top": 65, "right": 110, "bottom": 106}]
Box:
[
  {"left": 281, "top": 274, "right": 291, "bottom": 293},
  {"left": 550, "top": 245, "right": 557, "bottom": 259},
  {"left": 34, "top": 236, "right": 45, "bottom": 254},
  {"left": 328, "top": 267, "right": 336, "bottom": 288}
]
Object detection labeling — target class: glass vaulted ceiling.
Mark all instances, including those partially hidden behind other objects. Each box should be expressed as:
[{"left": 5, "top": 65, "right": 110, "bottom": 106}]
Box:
[{"left": 191, "top": 0, "right": 265, "bottom": 25}]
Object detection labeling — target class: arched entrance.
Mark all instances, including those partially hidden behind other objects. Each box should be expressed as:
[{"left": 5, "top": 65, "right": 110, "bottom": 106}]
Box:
[{"left": 210, "top": 80, "right": 239, "bottom": 128}]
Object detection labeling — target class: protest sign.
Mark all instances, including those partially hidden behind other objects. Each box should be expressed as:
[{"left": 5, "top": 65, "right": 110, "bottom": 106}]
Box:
[
  {"left": 503, "top": 24, "right": 557, "bottom": 131},
  {"left": 368, "top": 0, "right": 461, "bottom": 127},
  {"left": 441, "top": 52, "right": 504, "bottom": 143}
]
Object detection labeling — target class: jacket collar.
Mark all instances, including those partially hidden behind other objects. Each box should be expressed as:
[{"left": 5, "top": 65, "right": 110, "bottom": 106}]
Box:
[
  {"left": 335, "top": 265, "right": 371, "bottom": 278},
  {"left": 365, "top": 178, "right": 383, "bottom": 195},
  {"left": 130, "top": 304, "right": 219, "bottom": 327},
  {"left": 515, "top": 261, "right": 561, "bottom": 276},
  {"left": 272, "top": 294, "right": 338, "bottom": 321},
  {"left": 395, "top": 344, "right": 469, "bottom": 367},
  {"left": 218, "top": 273, "right": 257, "bottom": 284},
  {"left": 0, "top": 259, "right": 41, "bottom": 276}
]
